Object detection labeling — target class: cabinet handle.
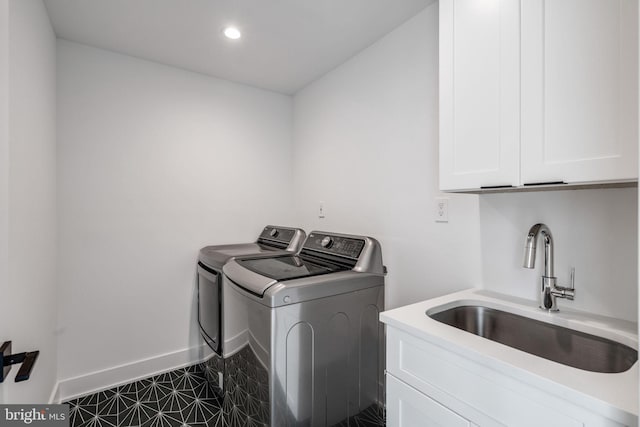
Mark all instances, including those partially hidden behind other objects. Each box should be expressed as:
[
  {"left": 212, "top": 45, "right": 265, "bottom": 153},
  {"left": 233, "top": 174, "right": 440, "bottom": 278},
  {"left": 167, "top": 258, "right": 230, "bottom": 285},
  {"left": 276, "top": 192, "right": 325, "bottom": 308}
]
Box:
[
  {"left": 523, "top": 181, "right": 566, "bottom": 186},
  {"left": 480, "top": 185, "right": 514, "bottom": 189}
]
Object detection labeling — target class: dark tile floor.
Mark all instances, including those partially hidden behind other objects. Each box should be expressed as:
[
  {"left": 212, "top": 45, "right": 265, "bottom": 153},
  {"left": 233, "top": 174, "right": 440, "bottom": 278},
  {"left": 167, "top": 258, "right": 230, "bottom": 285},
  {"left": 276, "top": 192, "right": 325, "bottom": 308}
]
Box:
[{"left": 64, "top": 362, "right": 385, "bottom": 427}]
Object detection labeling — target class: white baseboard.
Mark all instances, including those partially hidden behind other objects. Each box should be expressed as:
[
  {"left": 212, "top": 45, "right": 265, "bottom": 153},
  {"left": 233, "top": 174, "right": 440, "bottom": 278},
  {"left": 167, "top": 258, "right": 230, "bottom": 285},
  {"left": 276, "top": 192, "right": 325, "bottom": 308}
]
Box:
[
  {"left": 53, "top": 344, "right": 213, "bottom": 403},
  {"left": 223, "top": 329, "right": 248, "bottom": 357},
  {"left": 48, "top": 381, "right": 60, "bottom": 405}
]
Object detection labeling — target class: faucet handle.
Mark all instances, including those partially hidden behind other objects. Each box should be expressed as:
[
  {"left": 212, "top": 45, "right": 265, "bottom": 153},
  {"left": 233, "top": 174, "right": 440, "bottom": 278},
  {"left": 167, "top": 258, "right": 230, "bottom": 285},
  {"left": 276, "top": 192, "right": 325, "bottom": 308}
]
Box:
[
  {"left": 570, "top": 267, "right": 575, "bottom": 290},
  {"left": 552, "top": 267, "right": 576, "bottom": 300}
]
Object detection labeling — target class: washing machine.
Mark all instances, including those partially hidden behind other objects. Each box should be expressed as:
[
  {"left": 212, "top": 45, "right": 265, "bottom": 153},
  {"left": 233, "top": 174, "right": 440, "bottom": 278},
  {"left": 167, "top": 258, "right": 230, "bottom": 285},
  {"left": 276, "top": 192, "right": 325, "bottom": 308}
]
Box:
[
  {"left": 196, "top": 226, "right": 305, "bottom": 390},
  {"left": 222, "top": 231, "right": 385, "bottom": 427}
]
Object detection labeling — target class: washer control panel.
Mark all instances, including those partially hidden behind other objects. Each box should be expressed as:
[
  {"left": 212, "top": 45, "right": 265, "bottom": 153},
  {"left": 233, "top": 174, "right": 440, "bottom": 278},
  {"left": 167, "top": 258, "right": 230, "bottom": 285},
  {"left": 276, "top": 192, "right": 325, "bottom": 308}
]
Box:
[{"left": 304, "top": 233, "right": 365, "bottom": 259}]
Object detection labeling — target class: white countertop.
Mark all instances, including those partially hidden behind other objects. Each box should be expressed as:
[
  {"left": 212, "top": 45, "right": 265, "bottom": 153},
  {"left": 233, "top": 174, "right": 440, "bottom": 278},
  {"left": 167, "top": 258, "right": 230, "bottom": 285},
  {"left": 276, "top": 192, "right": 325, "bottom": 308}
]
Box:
[{"left": 380, "top": 288, "right": 638, "bottom": 420}]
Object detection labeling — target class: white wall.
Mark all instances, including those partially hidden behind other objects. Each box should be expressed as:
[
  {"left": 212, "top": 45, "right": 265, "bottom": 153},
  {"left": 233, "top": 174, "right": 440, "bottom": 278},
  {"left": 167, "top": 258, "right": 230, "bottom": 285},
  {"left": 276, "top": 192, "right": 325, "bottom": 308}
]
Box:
[
  {"left": 292, "top": 1, "right": 638, "bottom": 323},
  {"left": 480, "top": 188, "right": 638, "bottom": 322},
  {"left": 0, "top": 0, "right": 8, "bottom": 404},
  {"left": 292, "top": 3, "right": 482, "bottom": 309},
  {"left": 56, "top": 40, "right": 294, "bottom": 391},
  {"left": 2, "top": 0, "right": 57, "bottom": 403}
]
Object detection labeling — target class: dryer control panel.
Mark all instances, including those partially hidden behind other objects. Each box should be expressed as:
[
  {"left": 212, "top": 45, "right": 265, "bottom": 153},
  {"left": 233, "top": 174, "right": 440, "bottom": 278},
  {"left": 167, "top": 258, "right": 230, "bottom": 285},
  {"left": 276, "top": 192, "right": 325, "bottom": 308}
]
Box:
[
  {"left": 257, "top": 226, "right": 306, "bottom": 251},
  {"left": 303, "top": 233, "right": 365, "bottom": 260}
]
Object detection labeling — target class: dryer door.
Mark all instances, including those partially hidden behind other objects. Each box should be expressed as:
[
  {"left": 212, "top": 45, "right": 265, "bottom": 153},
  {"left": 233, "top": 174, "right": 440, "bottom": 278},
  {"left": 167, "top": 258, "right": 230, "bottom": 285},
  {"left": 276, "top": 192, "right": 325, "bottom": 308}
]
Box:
[{"left": 197, "top": 263, "right": 222, "bottom": 355}]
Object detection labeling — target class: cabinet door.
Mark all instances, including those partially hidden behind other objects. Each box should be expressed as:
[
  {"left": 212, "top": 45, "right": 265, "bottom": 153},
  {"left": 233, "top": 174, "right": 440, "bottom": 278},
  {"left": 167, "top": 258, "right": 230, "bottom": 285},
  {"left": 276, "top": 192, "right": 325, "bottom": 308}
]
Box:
[
  {"left": 439, "top": 0, "right": 520, "bottom": 191},
  {"left": 386, "top": 374, "right": 474, "bottom": 427},
  {"left": 521, "top": 0, "right": 638, "bottom": 184}
]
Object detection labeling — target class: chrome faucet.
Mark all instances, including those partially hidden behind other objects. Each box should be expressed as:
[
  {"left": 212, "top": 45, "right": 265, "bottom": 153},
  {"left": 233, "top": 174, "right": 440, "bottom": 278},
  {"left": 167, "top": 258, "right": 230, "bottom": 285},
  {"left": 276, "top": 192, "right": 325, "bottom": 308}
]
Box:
[{"left": 523, "top": 223, "right": 575, "bottom": 311}]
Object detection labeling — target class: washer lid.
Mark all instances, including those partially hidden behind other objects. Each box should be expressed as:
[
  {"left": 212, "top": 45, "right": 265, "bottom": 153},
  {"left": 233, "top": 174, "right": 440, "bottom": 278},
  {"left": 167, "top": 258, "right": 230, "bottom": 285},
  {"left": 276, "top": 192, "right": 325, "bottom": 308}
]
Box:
[
  {"left": 223, "top": 231, "right": 385, "bottom": 298},
  {"left": 235, "top": 255, "right": 349, "bottom": 282}
]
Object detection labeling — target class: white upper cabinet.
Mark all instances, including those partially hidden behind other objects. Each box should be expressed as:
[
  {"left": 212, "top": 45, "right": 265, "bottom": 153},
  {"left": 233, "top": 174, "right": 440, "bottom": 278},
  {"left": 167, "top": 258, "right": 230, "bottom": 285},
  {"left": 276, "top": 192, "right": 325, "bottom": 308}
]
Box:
[
  {"left": 439, "top": 0, "right": 520, "bottom": 191},
  {"left": 440, "top": 0, "right": 638, "bottom": 191},
  {"left": 521, "top": 0, "right": 638, "bottom": 185}
]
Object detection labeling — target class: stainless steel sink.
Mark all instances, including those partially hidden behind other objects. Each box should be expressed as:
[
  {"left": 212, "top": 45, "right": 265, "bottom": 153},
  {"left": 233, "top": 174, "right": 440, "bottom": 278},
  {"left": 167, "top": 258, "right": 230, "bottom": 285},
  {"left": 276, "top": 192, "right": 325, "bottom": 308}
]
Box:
[{"left": 428, "top": 305, "right": 638, "bottom": 373}]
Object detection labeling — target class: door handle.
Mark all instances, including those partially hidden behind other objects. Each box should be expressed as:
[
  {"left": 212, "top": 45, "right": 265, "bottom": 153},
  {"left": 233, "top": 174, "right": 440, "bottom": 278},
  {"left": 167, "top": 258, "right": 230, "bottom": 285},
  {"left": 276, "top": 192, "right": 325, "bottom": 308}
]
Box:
[{"left": 1, "top": 341, "right": 39, "bottom": 383}]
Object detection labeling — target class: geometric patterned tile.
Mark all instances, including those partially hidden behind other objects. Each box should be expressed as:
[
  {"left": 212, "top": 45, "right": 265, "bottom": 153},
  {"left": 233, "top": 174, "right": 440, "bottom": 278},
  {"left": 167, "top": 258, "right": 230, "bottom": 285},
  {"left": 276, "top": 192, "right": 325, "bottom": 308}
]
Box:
[
  {"left": 64, "top": 357, "right": 386, "bottom": 427},
  {"left": 64, "top": 364, "right": 224, "bottom": 427},
  {"left": 331, "top": 404, "right": 386, "bottom": 427}
]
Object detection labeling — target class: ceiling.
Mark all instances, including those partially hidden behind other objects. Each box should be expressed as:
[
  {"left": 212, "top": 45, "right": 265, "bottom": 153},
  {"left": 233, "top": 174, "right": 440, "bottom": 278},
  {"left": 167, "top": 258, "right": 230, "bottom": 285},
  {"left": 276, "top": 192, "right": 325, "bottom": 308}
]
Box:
[{"left": 44, "top": 0, "right": 434, "bottom": 95}]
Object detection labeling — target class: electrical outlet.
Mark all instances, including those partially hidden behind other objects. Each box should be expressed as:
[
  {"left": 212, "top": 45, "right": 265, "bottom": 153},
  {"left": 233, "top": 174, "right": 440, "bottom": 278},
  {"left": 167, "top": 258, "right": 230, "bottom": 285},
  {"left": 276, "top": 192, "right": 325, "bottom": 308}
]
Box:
[
  {"left": 435, "top": 198, "right": 449, "bottom": 223},
  {"left": 318, "top": 201, "right": 325, "bottom": 219}
]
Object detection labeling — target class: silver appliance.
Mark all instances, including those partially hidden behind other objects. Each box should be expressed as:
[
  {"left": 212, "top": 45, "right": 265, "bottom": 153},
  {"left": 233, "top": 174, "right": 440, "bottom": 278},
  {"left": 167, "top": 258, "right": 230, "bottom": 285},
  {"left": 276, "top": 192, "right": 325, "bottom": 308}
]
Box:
[
  {"left": 197, "top": 225, "right": 306, "bottom": 356},
  {"left": 222, "top": 231, "right": 385, "bottom": 426}
]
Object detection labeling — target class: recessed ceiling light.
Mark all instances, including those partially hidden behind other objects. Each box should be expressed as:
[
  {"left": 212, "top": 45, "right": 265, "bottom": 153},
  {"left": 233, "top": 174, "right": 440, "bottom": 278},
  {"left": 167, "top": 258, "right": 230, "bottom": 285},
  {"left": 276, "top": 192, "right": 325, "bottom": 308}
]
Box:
[{"left": 223, "top": 27, "right": 241, "bottom": 40}]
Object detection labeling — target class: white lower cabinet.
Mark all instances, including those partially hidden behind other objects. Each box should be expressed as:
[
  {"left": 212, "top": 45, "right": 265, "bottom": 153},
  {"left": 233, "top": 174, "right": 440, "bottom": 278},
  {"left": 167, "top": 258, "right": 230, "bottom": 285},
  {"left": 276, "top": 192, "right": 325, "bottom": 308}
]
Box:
[
  {"left": 386, "top": 373, "right": 475, "bottom": 427},
  {"left": 385, "top": 327, "right": 633, "bottom": 427}
]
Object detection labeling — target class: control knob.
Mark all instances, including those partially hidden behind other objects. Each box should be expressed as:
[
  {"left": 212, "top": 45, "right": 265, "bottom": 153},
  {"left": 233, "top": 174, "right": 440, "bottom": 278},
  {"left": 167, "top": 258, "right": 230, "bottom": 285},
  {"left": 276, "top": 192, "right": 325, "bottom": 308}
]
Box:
[
  {"left": 269, "top": 228, "right": 279, "bottom": 238},
  {"left": 321, "top": 236, "right": 333, "bottom": 248}
]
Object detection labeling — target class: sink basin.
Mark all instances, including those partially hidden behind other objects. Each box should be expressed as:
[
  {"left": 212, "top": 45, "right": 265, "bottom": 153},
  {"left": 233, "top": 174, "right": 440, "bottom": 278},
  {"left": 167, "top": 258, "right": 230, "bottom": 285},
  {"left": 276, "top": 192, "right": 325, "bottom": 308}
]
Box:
[{"left": 428, "top": 305, "right": 638, "bottom": 373}]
